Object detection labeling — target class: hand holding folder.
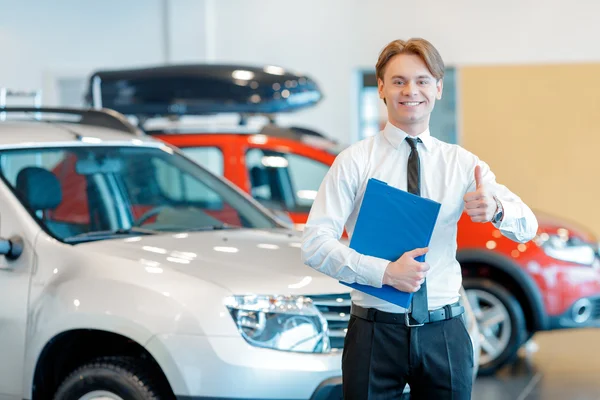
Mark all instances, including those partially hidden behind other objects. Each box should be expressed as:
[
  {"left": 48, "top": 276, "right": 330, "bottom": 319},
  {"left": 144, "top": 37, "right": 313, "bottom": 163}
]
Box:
[{"left": 340, "top": 178, "right": 441, "bottom": 308}]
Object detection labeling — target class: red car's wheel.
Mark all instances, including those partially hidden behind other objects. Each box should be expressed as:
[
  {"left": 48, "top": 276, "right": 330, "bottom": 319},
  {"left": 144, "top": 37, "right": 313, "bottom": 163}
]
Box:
[{"left": 463, "top": 278, "right": 527, "bottom": 376}]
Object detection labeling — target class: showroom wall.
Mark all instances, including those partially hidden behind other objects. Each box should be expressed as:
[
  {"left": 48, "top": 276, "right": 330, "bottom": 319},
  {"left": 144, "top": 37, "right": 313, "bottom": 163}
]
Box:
[
  {"left": 0, "top": 0, "right": 207, "bottom": 104},
  {"left": 210, "top": 0, "right": 600, "bottom": 142},
  {"left": 1, "top": 0, "right": 599, "bottom": 236},
  {"left": 461, "top": 64, "right": 600, "bottom": 238}
]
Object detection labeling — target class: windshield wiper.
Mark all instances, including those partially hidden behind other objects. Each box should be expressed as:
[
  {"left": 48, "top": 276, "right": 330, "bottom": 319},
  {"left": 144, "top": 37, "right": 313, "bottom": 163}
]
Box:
[
  {"left": 183, "top": 223, "right": 240, "bottom": 232},
  {"left": 64, "top": 227, "right": 158, "bottom": 244}
]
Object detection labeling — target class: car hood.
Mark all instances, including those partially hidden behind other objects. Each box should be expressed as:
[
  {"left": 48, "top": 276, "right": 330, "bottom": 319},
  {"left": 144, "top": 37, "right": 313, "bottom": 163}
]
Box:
[
  {"left": 534, "top": 210, "right": 597, "bottom": 243},
  {"left": 77, "top": 228, "right": 350, "bottom": 296}
]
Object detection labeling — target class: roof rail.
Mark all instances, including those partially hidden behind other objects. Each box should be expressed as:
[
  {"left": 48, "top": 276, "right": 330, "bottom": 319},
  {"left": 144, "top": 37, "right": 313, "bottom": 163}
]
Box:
[
  {"left": 258, "top": 124, "right": 336, "bottom": 143},
  {"left": 143, "top": 123, "right": 336, "bottom": 143},
  {"left": 0, "top": 107, "right": 140, "bottom": 135}
]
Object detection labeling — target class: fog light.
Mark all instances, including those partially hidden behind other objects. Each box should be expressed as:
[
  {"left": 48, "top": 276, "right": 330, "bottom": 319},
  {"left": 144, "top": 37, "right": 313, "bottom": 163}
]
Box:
[{"left": 571, "top": 298, "right": 592, "bottom": 324}]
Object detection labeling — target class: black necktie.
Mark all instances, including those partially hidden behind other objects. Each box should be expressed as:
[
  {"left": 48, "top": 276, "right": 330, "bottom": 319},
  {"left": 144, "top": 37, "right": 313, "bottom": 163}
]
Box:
[{"left": 406, "top": 137, "right": 428, "bottom": 324}]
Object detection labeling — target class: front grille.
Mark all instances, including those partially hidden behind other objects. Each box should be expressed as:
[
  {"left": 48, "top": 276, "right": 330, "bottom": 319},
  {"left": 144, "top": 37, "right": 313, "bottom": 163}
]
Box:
[
  {"left": 592, "top": 298, "right": 600, "bottom": 320},
  {"left": 306, "top": 293, "right": 351, "bottom": 349}
]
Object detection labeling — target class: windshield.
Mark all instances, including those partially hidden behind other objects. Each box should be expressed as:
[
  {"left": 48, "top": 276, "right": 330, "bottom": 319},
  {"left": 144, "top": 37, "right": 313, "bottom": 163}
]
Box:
[{"left": 0, "top": 144, "right": 279, "bottom": 242}]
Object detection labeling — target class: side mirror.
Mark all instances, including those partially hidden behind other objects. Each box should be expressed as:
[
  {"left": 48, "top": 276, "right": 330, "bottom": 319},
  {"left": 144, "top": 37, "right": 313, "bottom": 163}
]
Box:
[{"left": 0, "top": 235, "right": 23, "bottom": 260}]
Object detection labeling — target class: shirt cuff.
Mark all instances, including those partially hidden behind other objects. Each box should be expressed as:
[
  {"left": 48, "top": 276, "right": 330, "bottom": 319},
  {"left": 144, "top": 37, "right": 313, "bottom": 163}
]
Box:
[
  {"left": 492, "top": 200, "right": 515, "bottom": 231},
  {"left": 356, "top": 254, "right": 389, "bottom": 288}
]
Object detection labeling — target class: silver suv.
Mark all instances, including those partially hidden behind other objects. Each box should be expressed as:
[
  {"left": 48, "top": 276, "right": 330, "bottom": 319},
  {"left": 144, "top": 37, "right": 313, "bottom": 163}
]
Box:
[{"left": 0, "top": 107, "right": 478, "bottom": 400}]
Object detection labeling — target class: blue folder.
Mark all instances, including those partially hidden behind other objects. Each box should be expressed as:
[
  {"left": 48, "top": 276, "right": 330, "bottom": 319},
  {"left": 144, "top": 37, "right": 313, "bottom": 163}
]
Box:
[{"left": 341, "top": 178, "right": 441, "bottom": 308}]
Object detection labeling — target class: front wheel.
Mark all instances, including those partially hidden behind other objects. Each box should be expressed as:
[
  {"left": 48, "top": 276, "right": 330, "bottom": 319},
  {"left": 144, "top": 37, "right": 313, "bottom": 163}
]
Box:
[
  {"left": 463, "top": 278, "right": 526, "bottom": 376},
  {"left": 54, "top": 357, "right": 159, "bottom": 400}
]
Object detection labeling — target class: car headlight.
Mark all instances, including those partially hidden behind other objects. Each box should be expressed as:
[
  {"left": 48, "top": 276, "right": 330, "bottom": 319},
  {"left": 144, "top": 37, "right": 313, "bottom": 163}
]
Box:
[
  {"left": 225, "top": 295, "right": 330, "bottom": 353},
  {"left": 534, "top": 232, "right": 597, "bottom": 265}
]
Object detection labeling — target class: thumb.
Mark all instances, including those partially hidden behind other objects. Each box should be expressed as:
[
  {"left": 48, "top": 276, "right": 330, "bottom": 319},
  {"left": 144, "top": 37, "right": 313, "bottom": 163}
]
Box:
[
  {"left": 407, "top": 247, "right": 428, "bottom": 259},
  {"left": 474, "top": 165, "right": 483, "bottom": 190}
]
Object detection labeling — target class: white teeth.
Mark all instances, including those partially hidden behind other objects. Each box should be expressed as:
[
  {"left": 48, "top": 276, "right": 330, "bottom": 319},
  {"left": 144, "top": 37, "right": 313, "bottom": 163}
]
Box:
[{"left": 402, "top": 102, "right": 421, "bottom": 106}]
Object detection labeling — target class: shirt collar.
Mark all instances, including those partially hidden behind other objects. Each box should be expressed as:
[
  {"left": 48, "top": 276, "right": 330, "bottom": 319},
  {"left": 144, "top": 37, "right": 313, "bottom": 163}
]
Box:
[{"left": 382, "top": 122, "right": 433, "bottom": 152}]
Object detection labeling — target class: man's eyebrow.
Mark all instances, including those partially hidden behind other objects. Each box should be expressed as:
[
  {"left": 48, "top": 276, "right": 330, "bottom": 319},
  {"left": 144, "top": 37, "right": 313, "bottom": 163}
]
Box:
[{"left": 390, "top": 75, "right": 433, "bottom": 80}]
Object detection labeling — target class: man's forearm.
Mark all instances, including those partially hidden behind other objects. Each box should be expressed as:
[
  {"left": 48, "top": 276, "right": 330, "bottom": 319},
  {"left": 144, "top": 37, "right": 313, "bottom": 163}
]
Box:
[
  {"left": 492, "top": 200, "right": 538, "bottom": 243},
  {"left": 301, "top": 226, "right": 388, "bottom": 287}
]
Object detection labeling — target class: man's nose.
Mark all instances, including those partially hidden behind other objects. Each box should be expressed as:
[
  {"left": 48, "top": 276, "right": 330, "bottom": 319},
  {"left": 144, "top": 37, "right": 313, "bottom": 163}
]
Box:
[{"left": 401, "top": 81, "right": 418, "bottom": 96}]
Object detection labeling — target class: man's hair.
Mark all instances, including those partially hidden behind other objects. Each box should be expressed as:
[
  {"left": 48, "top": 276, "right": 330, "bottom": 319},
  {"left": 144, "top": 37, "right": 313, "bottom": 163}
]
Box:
[{"left": 375, "top": 38, "right": 445, "bottom": 82}]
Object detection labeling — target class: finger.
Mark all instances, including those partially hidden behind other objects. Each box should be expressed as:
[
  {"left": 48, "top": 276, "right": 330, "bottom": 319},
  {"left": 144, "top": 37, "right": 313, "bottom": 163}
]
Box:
[
  {"left": 407, "top": 247, "right": 428, "bottom": 258},
  {"left": 475, "top": 165, "right": 483, "bottom": 189},
  {"left": 466, "top": 209, "right": 488, "bottom": 218},
  {"left": 466, "top": 206, "right": 487, "bottom": 214},
  {"left": 471, "top": 215, "right": 489, "bottom": 223},
  {"left": 395, "top": 283, "right": 417, "bottom": 293},
  {"left": 417, "top": 262, "right": 430, "bottom": 272},
  {"left": 464, "top": 200, "right": 485, "bottom": 210},
  {"left": 463, "top": 191, "right": 483, "bottom": 202}
]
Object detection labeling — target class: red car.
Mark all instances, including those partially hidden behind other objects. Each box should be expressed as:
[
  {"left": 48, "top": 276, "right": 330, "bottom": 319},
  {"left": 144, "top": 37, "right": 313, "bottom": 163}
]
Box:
[{"left": 88, "top": 64, "right": 600, "bottom": 376}]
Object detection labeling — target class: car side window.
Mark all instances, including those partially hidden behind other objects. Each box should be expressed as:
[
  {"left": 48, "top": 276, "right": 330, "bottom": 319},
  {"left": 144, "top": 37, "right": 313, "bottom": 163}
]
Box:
[
  {"left": 245, "top": 148, "right": 329, "bottom": 213},
  {"left": 181, "top": 147, "right": 224, "bottom": 177},
  {"left": 0, "top": 150, "right": 91, "bottom": 236},
  {"left": 245, "top": 148, "right": 289, "bottom": 211},
  {"left": 286, "top": 153, "right": 329, "bottom": 210}
]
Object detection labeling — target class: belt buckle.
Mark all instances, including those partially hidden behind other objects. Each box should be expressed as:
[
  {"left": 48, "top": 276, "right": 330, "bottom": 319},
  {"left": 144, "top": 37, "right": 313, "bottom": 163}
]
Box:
[{"left": 404, "top": 312, "right": 424, "bottom": 327}]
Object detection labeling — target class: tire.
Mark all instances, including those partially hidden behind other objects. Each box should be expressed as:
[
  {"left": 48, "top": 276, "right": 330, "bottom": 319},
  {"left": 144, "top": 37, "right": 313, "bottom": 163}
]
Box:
[
  {"left": 53, "top": 356, "right": 159, "bottom": 400},
  {"left": 463, "top": 278, "right": 526, "bottom": 376}
]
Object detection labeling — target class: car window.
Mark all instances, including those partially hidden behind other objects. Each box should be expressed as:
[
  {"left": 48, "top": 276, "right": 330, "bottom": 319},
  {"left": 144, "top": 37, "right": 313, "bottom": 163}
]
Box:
[
  {"left": 0, "top": 145, "right": 278, "bottom": 243},
  {"left": 144, "top": 157, "right": 225, "bottom": 207},
  {"left": 118, "top": 148, "right": 276, "bottom": 230},
  {"left": 286, "top": 153, "right": 328, "bottom": 208},
  {"left": 1, "top": 150, "right": 91, "bottom": 229},
  {"left": 245, "top": 148, "right": 329, "bottom": 213},
  {"left": 181, "top": 147, "right": 224, "bottom": 177}
]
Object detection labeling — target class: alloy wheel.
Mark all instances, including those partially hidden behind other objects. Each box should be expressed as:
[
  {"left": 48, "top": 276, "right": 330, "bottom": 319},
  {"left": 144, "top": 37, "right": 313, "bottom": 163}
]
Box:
[
  {"left": 78, "top": 391, "right": 125, "bottom": 400},
  {"left": 466, "top": 288, "right": 512, "bottom": 365}
]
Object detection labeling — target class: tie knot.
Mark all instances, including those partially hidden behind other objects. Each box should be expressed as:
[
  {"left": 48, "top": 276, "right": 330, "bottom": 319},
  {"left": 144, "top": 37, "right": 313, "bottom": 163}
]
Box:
[{"left": 406, "top": 137, "right": 421, "bottom": 150}]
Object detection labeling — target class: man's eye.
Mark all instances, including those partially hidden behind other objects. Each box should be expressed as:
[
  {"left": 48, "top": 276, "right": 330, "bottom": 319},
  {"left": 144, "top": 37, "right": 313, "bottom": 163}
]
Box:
[
  {"left": 419, "top": 80, "right": 429, "bottom": 85},
  {"left": 393, "top": 81, "right": 404, "bottom": 85}
]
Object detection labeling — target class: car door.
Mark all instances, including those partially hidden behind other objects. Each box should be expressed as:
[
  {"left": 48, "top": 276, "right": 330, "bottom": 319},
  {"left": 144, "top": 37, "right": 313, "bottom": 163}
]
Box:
[{"left": 0, "top": 171, "right": 40, "bottom": 399}]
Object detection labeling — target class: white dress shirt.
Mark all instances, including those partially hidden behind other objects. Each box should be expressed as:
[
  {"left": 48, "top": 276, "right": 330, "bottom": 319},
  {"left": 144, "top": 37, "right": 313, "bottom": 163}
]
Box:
[{"left": 301, "top": 122, "right": 538, "bottom": 313}]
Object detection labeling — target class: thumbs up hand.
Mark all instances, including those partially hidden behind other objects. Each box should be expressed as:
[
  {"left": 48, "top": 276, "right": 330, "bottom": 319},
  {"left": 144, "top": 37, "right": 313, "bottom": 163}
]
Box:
[{"left": 464, "top": 165, "right": 496, "bottom": 223}]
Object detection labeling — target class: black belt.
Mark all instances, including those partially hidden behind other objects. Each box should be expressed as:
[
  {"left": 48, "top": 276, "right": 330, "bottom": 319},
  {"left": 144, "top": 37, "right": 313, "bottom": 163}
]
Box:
[{"left": 351, "top": 302, "right": 464, "bottom": 326}]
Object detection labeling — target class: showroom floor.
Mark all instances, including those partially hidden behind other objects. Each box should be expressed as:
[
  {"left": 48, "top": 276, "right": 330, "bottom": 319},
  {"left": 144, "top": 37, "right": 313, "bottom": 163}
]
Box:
[{"left": 472, "top": 329, "right": 600, "bottom": 399}]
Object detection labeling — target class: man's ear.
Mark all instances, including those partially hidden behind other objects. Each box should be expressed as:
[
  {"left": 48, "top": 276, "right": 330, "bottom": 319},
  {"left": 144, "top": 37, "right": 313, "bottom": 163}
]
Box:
[
  {"left": 377, "top": 78, "right": 387, "bottom": 105},
  {"left": 436, "top": 78, "right": 444, "bottom": 100}
]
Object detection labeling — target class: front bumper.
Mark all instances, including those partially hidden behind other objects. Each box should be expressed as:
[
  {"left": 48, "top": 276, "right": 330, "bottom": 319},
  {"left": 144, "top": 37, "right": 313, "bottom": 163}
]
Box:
[
  {"left": 146, "top": 334, "right": 343, "bottom": 399},
  {"left": 548, "top": 295, "right": 600, "bottom": 329},
  {"left": 176, "top": 377, "right": 343, "bottom": 400},
  {"left": 308, "top": 377, "right": 342, "bottom": 400}
]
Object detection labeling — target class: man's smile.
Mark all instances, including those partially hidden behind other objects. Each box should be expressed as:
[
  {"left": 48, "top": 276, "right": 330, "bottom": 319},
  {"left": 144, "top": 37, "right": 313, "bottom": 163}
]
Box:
[{"left": 399, "top": 101, "right": 425, "bottom": 107}]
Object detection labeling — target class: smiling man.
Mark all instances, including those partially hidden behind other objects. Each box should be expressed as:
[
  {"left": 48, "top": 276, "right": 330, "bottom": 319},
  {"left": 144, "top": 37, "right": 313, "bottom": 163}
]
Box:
[{"left": 301, "top": 38, "right": 538, "bottom": 399}]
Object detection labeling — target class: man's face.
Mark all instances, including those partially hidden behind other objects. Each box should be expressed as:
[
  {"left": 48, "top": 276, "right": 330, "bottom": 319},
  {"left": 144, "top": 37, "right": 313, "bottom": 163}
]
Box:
[{"left": 378, "top": 53, "right": 443, "bottom": 133}]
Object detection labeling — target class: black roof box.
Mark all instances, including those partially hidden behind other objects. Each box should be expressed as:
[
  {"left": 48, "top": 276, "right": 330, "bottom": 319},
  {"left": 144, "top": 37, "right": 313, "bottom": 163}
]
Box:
[{"left": 86, "top": 64, "right": 323, "bottom": 118}]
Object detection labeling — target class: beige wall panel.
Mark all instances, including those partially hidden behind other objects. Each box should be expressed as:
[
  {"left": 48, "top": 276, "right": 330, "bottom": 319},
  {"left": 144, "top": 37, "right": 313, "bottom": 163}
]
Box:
[{"left": 460, "top": 64, "right": 599, "bottom": 237}]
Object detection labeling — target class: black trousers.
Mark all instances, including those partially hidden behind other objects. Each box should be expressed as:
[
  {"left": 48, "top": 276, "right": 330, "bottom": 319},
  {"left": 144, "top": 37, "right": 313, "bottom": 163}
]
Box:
[{"left": 342, "top": 311, "right": 474, "bottom": 400}]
